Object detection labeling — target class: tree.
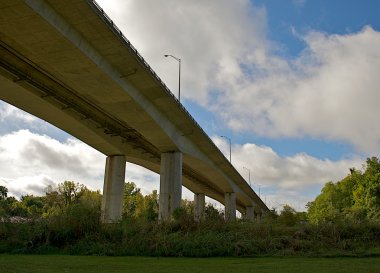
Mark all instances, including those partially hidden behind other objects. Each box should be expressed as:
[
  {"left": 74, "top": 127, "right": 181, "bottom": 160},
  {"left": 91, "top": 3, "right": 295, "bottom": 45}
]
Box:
[
  {"left": 139, "top": 190, "right": 159, "bottom": 221},
  {"left": 278, "top": 205, "right": 298, "bottom": 226},
  {"left": 58, "top": 181, "right": 87, "bottom": 206},
  {"left": 307, "top": 157, "right": 380, "bottom": 224},
  {"left": 123, "top": 182, "right": 144, "bottom": 218},
  {"left": 21, "top": 195, "right": 46, "bottom": 216},
  {"left": 0, "top": 185, "right": 8, "bottom": 200}
]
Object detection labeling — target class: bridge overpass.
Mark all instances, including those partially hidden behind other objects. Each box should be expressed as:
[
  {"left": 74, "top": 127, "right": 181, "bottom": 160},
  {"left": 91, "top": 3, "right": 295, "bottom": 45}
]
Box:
[{"left": 0, "top": 0, "right": 269, "bottom": 222}]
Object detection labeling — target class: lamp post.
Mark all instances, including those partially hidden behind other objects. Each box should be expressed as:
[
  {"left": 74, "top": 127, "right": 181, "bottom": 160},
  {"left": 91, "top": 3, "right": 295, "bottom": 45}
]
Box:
[
  {"left": 164, "top": 54, "right": 181, "bottom": 101},
  {"left": 258, "top": 184, "right": 261, "bottom": 197},
  {"left": 220, "top": 135, "right": 231, "bottom": 163},
  {"left": 243, "top": 166, "right": 251, "bottom": 187}
]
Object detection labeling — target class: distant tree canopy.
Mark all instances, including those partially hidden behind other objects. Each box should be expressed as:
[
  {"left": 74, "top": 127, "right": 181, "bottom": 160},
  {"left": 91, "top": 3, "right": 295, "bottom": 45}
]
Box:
[
  {"left": 4, "top": 155, "right": 378, "bottom": 226},
  {"left": 0, "top": 185, "right": 7, "bottom": 200},
  {"left": 0, "top": 180, "right": 101, "bottom": 218},
  {"left": 122, "top": 182, "right": 159, "bottom": 221},
  {"left": 307, "top": 157, "right": 380, "bottom": 224}
]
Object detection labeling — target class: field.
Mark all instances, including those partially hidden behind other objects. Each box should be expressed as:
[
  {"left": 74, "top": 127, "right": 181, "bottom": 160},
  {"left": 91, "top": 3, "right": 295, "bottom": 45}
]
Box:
[{"left": 1, "top": 255, "right": 379, "bottom": 273}]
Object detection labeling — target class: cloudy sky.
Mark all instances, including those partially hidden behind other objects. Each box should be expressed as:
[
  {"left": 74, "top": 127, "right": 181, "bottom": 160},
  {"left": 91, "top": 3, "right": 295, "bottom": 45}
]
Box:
[{"left": 1, "top": 0, "right": 380, "bottom": 211}]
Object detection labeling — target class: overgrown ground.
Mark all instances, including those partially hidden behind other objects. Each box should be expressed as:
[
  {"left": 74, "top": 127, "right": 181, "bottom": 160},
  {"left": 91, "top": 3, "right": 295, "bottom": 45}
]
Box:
[
  {"left": 1, "top": 254, "right": 380, "bottom": 273},
  {"left": 1, "top": 217, "right": 379, "bottom": 257},
  {"left": 1, "top": 158, "right": 380, "bottom": 258}
]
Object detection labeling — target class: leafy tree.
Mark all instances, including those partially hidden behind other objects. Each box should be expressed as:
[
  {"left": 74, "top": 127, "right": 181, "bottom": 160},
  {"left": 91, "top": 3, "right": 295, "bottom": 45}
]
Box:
[
  {"left": 58, "top": 181, "right": 88, "bottom": 206},
  {"left": 122, "top": 182, "right": 144, "bottom": 218},
  {"left": 0, "top": 185, "right": 8, "bottom": 200},
  {"left": 204, "top": 203, "right": 224, "bottom": 221},
  {"left": 307, "top": 157, "right": 380, "bottom": 224},
  {"left": 21, "top": 195, "right": 46, "bottom": 216},
  {"left": 278, "top": 205, "right": 299, "bottom": 226},
  {"left": 139, "top": 190, "right": 159, "bottom": 221}
]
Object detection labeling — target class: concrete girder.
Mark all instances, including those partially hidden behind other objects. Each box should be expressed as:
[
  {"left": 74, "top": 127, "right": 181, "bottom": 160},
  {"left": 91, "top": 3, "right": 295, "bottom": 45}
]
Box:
[{"left": 0, "top": 0, "right": 270, "bottom": 217}]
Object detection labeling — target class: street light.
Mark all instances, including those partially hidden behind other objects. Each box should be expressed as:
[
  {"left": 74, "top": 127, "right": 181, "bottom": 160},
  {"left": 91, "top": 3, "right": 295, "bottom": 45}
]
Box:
[
  {"left": 258, "top": 184, "right": 261, "bottom": 197},
  {"left": 220, "top": 135, "right": 231, "bottom": 163},
  {"left": 243, "top": 166, "right": 251, "bottom": 187},
  {"left": 164, "top": 54, "right": 181, "bottom": 101}
]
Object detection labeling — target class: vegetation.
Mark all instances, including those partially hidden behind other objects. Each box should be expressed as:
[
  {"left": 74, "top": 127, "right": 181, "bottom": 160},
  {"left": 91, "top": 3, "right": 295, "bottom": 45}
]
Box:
[
  {"left": 1, "top": 254, "right": 380, "bottom": 273},
  {"left": 307, "top": 157, "right": 380, "bottom": 224},
  {"left": 0, "top": 158, "right": 379, "bottom": 258}
]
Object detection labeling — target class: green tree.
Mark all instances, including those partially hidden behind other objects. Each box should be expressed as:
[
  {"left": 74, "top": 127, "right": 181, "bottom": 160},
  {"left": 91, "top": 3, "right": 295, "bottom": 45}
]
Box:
[
  {"left": 307, "top": 157, "right": 380, "bottom": 224},
  {"left": 278, "top": 205, "right": 298, "bottom": 226},
  {"left": 123, "top": 182, "right": 144, "bottom": 218},
  {"left": 58, "top": 181, "right": 88, "bottom": 206},
  {"left": 0, "top": 185, "right": 7, "bottom": 200},
  {"left": 21, "top": 195, "right": 46, "bottom": 216},
  {"left": 139, "top": 190, "right": 159, "bottom": 221}
]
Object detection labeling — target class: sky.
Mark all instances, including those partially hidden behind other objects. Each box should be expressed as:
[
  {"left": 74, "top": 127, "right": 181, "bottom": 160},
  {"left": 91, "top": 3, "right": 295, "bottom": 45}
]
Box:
[{"left": 1, "top": 0, "right": 380, "bottom": 212}]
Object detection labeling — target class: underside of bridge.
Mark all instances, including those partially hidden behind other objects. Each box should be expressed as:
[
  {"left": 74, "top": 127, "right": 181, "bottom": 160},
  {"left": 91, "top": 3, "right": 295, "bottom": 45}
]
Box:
[{"left": 0, "top": 0, "right": 269, "bottom": 222}]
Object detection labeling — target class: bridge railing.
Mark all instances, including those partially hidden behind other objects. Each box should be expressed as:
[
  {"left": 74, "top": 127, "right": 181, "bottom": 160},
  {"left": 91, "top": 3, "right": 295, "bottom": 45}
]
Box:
[{"left": 87, "top": 0, "right": 266, "bottom": 209}]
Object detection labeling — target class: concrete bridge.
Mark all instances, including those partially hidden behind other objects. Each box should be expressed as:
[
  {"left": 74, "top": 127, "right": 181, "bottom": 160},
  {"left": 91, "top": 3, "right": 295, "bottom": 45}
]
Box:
[{"left": 0, "top": 0, "right": 269, "bottom": 222}]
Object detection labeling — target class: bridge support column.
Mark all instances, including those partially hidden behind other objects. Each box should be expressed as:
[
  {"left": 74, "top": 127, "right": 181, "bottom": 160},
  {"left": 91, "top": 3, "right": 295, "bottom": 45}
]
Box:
[
  {"left": 194, "top": 193, "right": 205, "bottom": 222},
  {"left": 159, "top": 152, "right": 182, "bottom": 222},
  {"left": 224, "top": 192, "right": 236, "bottom": 222},
  {"left": 254, "top": 206, "right": 263, "bottom": 222},
  {"left": 259, "top": 209, "right": 265, "bottom": 220},
  {"left": 245, "top": 206, "right": 255, "bottom": 221},
  {"left": 101, "top": 155, "right": 126, "bottom": 223}
]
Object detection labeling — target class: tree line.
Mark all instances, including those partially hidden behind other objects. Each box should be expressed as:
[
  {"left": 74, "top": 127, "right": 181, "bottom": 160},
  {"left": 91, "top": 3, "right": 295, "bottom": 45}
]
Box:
[
  {"left": 0, "top": 157, "right": 379, "bottom": 256},
  {"left": 0, "top": 181, "right": 223, "bottom": 222},
  {"left": 1, "top": 158, "right": 379, "bottom": 223},
  {"left": 307, "top": 157, "right": 380, "bottom": 224}
]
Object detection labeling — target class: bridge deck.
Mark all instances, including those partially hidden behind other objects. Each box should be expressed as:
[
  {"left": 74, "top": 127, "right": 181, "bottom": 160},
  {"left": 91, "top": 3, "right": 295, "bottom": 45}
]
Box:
[{"left": 0, "top": 0, "right": 268, "bottom": 213}]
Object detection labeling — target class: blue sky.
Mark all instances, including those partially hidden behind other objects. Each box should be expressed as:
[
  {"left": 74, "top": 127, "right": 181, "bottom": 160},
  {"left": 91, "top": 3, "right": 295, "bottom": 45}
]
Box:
[
  {"left": 1, "top": 0, "right": 380, "bottom": 212},
  {"left": 182, "top": 0, "right": 380, "bottom": 160}
]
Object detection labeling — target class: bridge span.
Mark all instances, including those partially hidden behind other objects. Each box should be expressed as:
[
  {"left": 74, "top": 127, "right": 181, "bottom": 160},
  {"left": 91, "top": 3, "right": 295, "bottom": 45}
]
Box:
[{"left": 0, "top": 0, "right": 269, "bottom": 222}]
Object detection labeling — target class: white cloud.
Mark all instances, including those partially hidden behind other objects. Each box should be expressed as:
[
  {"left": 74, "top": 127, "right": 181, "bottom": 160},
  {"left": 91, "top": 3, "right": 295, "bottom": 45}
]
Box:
[
  {"left": 0, "top": 102, "right": 37, "bottom": 123},
  {"left": 96, "top": 0, "right": 269, "bottom": 104},
  {"left": 214, "top": 136, "right": 363, "bottom": 210},
  {"left": 0, "top": 129, "right": 161, "bottom": 198},
  {"left": 96, "top": 1, "right": 380, "bottom": 153},
  {"left": 0, "top": 105, "right": 363, "bottom": 210},
  {"left": 217, "top": 26, "right": 380, "bottom": 153},
  {"left": 1, "top": 1, "right": 376, "bottom": 210}
]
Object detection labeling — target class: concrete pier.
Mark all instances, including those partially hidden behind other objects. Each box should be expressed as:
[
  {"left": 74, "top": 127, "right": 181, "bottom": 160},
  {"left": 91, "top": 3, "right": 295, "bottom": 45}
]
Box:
[
  {"left": 224, "top": 192, "right": 236, "bottom": 222},
  {"left": 159, "top": 152, "right": 182, "bottom": 221},
  {"left": 194, "top": 193, "right": 205, "bottom": 221},
  {"left": 245, "top": 206, "right": 255, "bottom": 221},
  {"left": 101, "top": 155, "right": 126, "bottom": 223}
]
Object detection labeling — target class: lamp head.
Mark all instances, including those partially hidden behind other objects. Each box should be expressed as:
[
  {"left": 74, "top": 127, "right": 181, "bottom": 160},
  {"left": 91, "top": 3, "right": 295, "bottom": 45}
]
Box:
[{"left": 164, "top": 54, "right": 169, "bottom": 57}]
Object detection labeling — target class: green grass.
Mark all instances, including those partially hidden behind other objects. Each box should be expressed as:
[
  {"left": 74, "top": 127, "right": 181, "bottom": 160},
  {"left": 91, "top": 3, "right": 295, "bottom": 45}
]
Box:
[{"left": 1, "top": 255, "right": 380, "bottom": 273}]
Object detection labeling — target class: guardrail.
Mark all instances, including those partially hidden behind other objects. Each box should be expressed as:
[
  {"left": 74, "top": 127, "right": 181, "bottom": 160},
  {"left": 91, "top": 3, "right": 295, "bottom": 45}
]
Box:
[{"left": 86, "top": 0, "right": 268, "bottom": 210}]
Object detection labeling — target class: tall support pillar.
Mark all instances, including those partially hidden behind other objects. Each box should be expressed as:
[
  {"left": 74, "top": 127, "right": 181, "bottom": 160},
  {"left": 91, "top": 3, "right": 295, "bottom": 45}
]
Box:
[
  {"left": 245, "top": 206, "right": 255, "bottom": 221},
  {"left": 101, "top": 155, "right": 126, "bottom": 223},
  {"left": 260, "top": 208, "right": 265, "bottom": 220},
  {"left": 254, "top": 205, "right": 262, "bottom": 222},
  {"left": 159, "top": 152, "right": 182, "bottom": 222},
  {"left": 224, "top": 192, "right": 236, "bottom": 222},
  {"left": 194, "top": 193, "right": 205, "bottom": 222}
]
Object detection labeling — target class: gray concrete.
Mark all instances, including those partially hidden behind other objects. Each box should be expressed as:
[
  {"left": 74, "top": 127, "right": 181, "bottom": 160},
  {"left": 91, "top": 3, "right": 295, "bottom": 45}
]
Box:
[
  {"left": 254, "top": 207, "right": 263, "bottom": 222},
  {"left": 159, "top": 152, "right": 182, "bottom": 221},
  {"left": 101, "top": 155, "right": 126, "bottom": 223},
  {"left": 224, "top": 192, "right": 236, "bottom": 222},
  {"left": 194, "top": 193, "right": 206, "bottom": 221},
  {"left": 0, "top": 0, "right": 269, "bottom": 217},
  {"left": 245, "top": 206, "right": 255, "bottom": 221}
]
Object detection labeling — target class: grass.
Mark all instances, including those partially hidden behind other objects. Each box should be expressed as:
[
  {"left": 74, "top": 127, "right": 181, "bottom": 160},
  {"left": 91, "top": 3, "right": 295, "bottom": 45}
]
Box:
[{"left": 1, "top": 254, "right": 380, "bottom": 273}]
